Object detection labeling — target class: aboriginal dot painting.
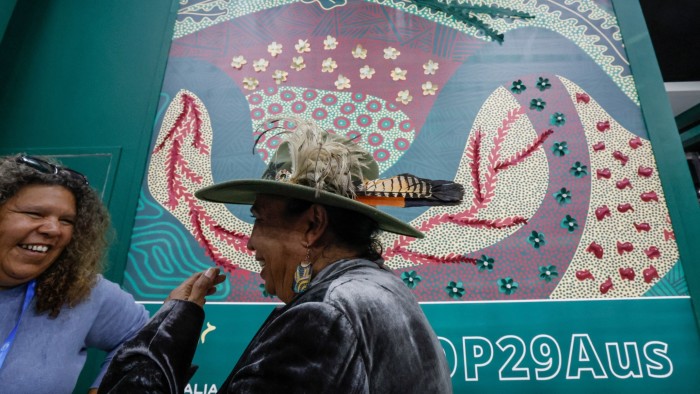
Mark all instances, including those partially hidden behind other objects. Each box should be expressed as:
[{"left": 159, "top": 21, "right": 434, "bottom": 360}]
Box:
[{"left": 124, "top": 0, "right": 687, "bottom": 302}]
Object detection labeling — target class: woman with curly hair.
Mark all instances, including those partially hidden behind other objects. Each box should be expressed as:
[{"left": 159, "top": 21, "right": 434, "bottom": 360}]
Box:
[{"left": 0, "top": 154, "right": 149, "bottom": 393}]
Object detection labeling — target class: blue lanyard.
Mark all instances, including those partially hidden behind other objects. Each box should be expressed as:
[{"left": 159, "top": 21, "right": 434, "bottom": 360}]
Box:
[{"left": 0, "top": 280, "right": 36, "bottom": 369}]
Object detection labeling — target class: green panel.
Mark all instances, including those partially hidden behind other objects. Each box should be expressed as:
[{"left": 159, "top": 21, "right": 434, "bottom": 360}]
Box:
[
  {"left": 0, "top": 0, "right": 17, "bottom": 43},
  {"left": 681, "top": 123, "right": 700, "bottom": 148},
  {"left": 143, "top": 299, "right": 700, "bottom": 392},
  {"left": 613, "top": 0, "right": 700, "bottom": 328},
  {"left": 0, "top": 0, "right": 179, "bottom": 392},
  {"left": 0, "top": 0, "right": 178, "bottom": 283},
  {"left": 676, "top": 102, "right": 700, "bottom": 131}
]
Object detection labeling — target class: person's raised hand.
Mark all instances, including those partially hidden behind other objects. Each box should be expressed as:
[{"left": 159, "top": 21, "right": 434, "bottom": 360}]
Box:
[{"left": 166, "top": 268, "right": 227, "bottom": 308}]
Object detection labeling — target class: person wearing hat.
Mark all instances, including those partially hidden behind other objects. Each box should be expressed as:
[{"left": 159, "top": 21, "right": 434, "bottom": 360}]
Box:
[{"left": 100, "top": 117, "right": 458, "bottom": 393}]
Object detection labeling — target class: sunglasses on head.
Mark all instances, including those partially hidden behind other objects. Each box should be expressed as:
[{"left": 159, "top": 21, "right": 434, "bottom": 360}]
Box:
[{"left": 16, "top": 155, "right": 89, "bottom": 185}]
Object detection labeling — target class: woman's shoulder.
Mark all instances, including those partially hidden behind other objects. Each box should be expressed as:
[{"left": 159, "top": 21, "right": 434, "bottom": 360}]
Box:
[{"left": 87, "top": 275, "right": 147, "bottom": 314}]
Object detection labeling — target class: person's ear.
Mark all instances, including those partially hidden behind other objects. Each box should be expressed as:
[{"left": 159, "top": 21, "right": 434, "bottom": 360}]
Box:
[{"left": 304, "top": 204, "right": 328, "bottom": 246}]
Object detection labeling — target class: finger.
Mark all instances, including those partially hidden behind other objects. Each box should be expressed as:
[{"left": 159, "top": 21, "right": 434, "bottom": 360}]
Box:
[
  {"left": 189, "top": 268, "right": 221, "bottom": 307},
  {"left": 166, "top": 272, "right": 202, "bottom": 302}
]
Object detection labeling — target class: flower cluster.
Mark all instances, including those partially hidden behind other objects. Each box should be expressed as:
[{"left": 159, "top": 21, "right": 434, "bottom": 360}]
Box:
[
  {"left": 401, "top": 271, "right": 422, "bottom": 289},
  {"left": 538, "top": 265, "right": 558, "bottom": 282},
  {"left": 445, "top": 281, "right": 465, "bottom": 299},
  {"left": 229, "top": 39, "right": 440, "bottom": 97},
  {"left": 528, "top": 231, "right": 546, "bottom": 249},
  {"left": 498, "top": 277, "right": 519, "bottom": 295}
]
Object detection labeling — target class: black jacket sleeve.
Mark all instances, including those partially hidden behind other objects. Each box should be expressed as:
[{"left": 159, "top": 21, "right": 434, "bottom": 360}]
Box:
[{"left": 99, "top": 300, "right": 204, "bottom": 394}]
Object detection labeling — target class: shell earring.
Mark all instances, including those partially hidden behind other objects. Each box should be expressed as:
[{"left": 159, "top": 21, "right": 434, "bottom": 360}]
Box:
[{"left": 292, "top": 246, "right": 313, "bottom": 294}]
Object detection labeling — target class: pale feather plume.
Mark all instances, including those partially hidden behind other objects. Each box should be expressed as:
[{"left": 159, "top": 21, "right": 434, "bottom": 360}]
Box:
[{"left": 259, "top": 117, "right": 373, "bottom": 198}]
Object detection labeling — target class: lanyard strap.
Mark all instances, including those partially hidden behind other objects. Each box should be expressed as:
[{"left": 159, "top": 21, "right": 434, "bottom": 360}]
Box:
[{"left": 0, "top": 280, "right": 36, "bottom": 369}]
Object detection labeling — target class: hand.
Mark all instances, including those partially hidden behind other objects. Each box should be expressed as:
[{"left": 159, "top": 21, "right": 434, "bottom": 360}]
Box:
[{"left": 166, "top": 268, "right": 227, "bottom": 308}]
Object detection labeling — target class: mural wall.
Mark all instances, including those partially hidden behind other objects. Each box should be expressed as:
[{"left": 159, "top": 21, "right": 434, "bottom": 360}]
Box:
[{"left": 124, "top": 0, "right": 698, "bottom": 391}]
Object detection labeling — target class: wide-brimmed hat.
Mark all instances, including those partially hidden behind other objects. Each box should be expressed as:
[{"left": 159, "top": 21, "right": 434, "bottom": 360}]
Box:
[{"left": 195, "top": 117, "right": 463, "bottom": 238}]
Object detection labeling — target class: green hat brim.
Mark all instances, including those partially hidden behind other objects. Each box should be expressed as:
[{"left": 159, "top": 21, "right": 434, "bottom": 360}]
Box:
[{"left": 195, "top": 179, "right": 424, "bottom": 239}]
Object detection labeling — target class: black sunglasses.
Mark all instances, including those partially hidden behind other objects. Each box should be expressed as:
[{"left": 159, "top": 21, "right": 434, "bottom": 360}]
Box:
[{"left": 16, "top": 155, "right": 89, "bottom": 185}]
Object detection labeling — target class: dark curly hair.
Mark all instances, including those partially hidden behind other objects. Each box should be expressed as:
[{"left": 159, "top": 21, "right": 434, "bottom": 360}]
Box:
[{"left": 0, "top": 155, "right": 111, "bottom": 317}]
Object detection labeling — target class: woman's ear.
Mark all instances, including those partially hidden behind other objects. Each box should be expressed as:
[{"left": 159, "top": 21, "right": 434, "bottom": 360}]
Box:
[{"left": 304, "top": 204, "right": 328, "bottom": 246}]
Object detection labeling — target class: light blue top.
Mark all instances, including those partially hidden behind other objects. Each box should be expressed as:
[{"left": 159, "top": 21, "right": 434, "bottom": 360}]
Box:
[{"left": 0, "top": 275, "right": 149, "bottom": 393}]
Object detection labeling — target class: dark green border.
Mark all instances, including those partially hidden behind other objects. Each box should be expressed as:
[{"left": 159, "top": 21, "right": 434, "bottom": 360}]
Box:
[{"left": 613, "top": 0, "right": 700, "bottom": 329}]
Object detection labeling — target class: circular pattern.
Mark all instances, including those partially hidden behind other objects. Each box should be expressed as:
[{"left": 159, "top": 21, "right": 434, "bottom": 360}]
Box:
[
  {"left": 340, "top": 103, "right": 356, "bottom": 115},
  {"left": 366, "top": 100, "right": 381, "bottom": 113},
  {"left": 386, "top": 102, "right": 399, "bottom": 112},
  {"left": 394, "top": 137, "right": 410, "bottom": 151},
  {"left": 312, "top": 107, "right": 328, "bottom": 120},
  {"left": 266, "top": 136, "right": 281, "bottom": 149},
  {"left": 248, "top": 93, "right": 263, "bottom": 105},
  {"left": 378, "top": 117, "right": 395, "bottom": 131},
  {"left": 373, "top": 149, "right": 390, "bottom": 162},
  {"left": 356, "top": 114, "right": 372, "bottom": 127},
  {"left": 267, "top": 103, "right": 283, "bottom": 115},
  {"left": 303, "top": 89, "right": 317, "bottom": 101},
  {"left": 399, "top": 119, "right": 414, "bottom": 133},
  {"left": 322, "top": 94, "right": 338, "bottom": 106},
  {"left": 280, "top": 90, "right": 296, "bottom": 102},
  {"left": 352, "top": 92, "right": 366, "bottom": 102},
  {"left": 334, "top": 116, "right": 351, "bottom": 130},
  {"left": 368, "top": 132, "right": 384, "bottom": 147},
  {"left": 264, "top": 86, "right": 277, "bottom": 96},
  {"left": 346, "top": 130, "right": 361, "bottom": 141},
  {"left": 251, "top": 108, "right": 265, "bottom": 120},
  {"left": 291, "top": 101, "right": 307, "bottom": 114}
]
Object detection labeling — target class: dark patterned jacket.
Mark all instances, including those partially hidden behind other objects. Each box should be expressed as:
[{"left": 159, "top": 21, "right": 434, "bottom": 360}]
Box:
[{"left": 101, "top": 259, "right": 453, "bottom": 393}]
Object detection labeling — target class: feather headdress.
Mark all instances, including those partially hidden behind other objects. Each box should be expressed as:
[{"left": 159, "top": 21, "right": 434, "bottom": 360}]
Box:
[
  {"left": 258, "top": 117, "right": 375, "bottom": 199},
  {"left": 258, "top": 117, "right": 463, "bottom": 207},
  {"left": 196, "top": 116, "right": 465, "bottom": 238}
]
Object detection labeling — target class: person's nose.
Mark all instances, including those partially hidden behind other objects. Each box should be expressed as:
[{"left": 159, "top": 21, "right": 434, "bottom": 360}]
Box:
[
  {"left": 38, "top": 217, "right": 61, "bottom": 236},
  {"left": 246, "top": 227, "right": 256, "bottom": 251},
  {"left": 246, "top": 236, "right": 255, "bottom": 251}
]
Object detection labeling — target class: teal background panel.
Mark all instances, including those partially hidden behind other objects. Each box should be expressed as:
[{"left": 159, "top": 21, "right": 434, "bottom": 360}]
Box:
[{"left": 144, "top": 298, "right": 700, "bottom": 392}]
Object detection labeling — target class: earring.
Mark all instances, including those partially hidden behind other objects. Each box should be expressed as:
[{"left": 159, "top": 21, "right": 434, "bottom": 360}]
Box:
[{"left": 292, "top": 246, "right": 313, "bottom": 294}]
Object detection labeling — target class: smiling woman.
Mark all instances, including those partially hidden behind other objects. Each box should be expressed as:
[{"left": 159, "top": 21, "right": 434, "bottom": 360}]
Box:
[{"left": 0, "top": 155, "right": 149, "bottom": 392}]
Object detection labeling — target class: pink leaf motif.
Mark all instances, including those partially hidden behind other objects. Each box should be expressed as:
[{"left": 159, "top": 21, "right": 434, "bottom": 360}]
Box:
[
  {"left": 576, "top": 93, "right": 590, "bottom": 104},
  {"left": 595, "top": 206, "right": 611, "bottom": 221},
  {"left": 494, "top": 129, "right": 554, "bottom": 172},
  {"left": 616, "top": 241, "right": 634, "bottom": 255},
  {"left": 576, "top": 269, "right": 594, "bottom": 281},
  {"left": 619, "top": 267, "right": 635, "bottom": 281},
  {"left": 663, "top": 229, "right": 675, "bottom": 241},
  {"left": 615, "top": 178, "right": 632, "bottom": 190},
  {"left": 596, "top": 168, "right": 611, "bottom": 179},
  {"left": 612, "top": 151, "right": 629, "bottom": 166},
  {"left": 634, "top": 222, "right": 651, "bottom": 232},
  {"left": 638, "top": 166, "right": 653, "bottom": 178},
  {"left": 386, "top": 247, "right": 477, "bottom": 265},
  {"left": 154, "top": 92, "right": 252, "bottom": 274},
  {"left": 384, "top": 106, "right": 546, "bottom": 265},
  {"left": 641, "top": 191, "right": 659, "bottom": 202},
  {"left": 643, "top": 265, "right": 659, "bottom": 283},
  {"left": 465, "top": 128, "right": 484, "bottom": 204},
  {"left": 586, "top": 242, "right": 604, "bottom": 259},
  {"left": 644, "top": 246, "right": 661, "bottom": 259},
  {"left": 447, "top": 216, "right": 528, "bottom": 229},
  {"left": 617, "top": 203, "right": 634, "bottom": 213},
  {"left": 600, "top": 277, "right": 613, "bottom": 294},
  {"left": 629, "top": 136, "right": 643, "bottom": 149}
]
